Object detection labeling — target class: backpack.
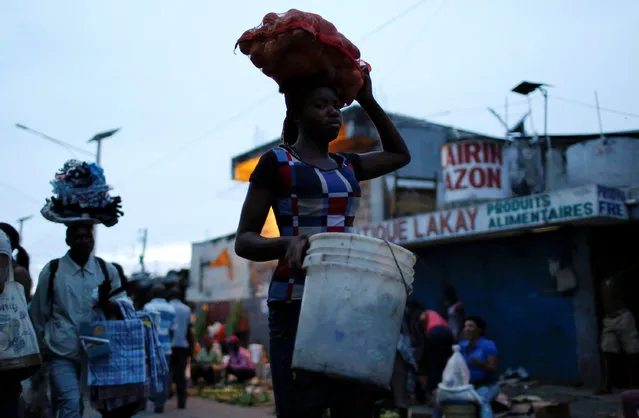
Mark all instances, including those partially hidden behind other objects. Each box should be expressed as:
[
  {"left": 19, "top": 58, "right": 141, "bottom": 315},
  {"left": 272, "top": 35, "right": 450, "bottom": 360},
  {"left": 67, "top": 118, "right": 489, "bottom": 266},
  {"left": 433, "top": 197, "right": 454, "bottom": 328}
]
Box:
[{"left": 47, "top": 257, "right": 112, "bottom": 316}]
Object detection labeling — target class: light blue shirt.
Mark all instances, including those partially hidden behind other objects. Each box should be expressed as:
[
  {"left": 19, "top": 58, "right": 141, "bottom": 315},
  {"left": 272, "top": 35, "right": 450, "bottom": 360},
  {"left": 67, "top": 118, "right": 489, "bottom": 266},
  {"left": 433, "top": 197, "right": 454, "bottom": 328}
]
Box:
[
  {"left": 144, "top": 298, "right": 176, "bottom": 355},
  {"left": 30, "top": 253, "right": 127, "bottom": 362},
  {"left": 169, "top": 299, "right": 191, "bottom": 349}
]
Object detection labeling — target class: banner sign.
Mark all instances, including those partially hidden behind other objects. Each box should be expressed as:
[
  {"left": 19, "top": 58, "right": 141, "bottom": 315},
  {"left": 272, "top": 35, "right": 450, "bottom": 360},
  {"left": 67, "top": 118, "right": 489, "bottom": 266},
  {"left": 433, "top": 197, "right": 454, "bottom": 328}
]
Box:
[{"left": 356, "top": 184, "right": 627, "bottom": 246}]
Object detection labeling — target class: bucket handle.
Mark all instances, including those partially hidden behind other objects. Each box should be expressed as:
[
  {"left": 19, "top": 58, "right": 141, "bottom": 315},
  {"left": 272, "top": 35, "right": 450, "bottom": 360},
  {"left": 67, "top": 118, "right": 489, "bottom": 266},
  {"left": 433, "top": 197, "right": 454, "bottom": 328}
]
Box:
[{"left": 383, "top": 240, "right": 411, "bottom": 297}]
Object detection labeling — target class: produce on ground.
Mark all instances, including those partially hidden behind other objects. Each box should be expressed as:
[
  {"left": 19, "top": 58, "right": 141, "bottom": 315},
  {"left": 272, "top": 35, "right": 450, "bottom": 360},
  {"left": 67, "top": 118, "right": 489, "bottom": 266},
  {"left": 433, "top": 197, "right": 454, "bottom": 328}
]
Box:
[{"left": 197, "top": 384, "right": 272, "bottom": 407}]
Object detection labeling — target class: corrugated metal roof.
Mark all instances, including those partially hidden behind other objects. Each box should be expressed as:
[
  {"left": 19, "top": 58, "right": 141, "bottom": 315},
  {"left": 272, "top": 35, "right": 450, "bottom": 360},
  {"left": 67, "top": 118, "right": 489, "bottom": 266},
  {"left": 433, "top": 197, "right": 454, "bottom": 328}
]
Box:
[
  {"left": 526, "top": 130, "right": 639, "bottom": 148},
  {"left": 230, "top": 106, "right": 639, "bottom": 180}
]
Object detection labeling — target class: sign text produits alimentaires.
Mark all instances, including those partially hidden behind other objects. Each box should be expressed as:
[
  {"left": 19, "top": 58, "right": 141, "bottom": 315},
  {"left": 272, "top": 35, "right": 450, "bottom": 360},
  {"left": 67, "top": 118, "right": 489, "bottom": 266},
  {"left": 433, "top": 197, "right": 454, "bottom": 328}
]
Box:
[{"left": 356, "top": 184, "right": 627, "bottom": 246}]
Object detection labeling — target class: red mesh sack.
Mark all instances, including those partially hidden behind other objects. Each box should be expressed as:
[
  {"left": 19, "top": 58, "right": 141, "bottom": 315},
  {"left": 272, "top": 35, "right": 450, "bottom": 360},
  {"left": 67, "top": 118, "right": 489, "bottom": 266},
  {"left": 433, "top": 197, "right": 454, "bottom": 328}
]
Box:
[{"left": 236, "top": 9, "right": 371, "bottom": 106}]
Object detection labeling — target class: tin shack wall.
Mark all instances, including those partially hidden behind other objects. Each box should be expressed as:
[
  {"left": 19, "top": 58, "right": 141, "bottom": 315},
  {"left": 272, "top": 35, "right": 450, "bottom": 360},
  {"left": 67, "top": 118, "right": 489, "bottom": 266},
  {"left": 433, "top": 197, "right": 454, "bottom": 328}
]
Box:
[{"left": 411, "top": 227, "right": 598, "bottom": 385}]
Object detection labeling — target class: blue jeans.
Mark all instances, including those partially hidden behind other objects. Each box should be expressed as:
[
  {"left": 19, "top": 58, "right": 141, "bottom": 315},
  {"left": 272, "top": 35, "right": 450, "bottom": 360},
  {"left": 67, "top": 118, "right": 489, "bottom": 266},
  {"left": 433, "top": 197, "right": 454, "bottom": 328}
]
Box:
[
  {"left": 432, "top": 382, "right": 500, "bottom": 418},
  {"left": 50, "top": 357, "right": 83, "bottom": 418},
  {"left": 268, "top": 302, "right": 377, "bottom": 418},
  {"left": 154, "top": 355, "right": 171, "bottom": 410}
]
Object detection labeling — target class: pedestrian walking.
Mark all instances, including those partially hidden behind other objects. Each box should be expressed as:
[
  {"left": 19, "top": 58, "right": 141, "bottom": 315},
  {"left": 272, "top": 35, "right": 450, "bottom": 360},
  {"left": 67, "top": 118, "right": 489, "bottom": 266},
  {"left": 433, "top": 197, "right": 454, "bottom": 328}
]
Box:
[
  {"left": 0, "top": 229, "right": 26, "bottom": 417},
  {"left": 30, "top": 224, "right": 128, "bottom": 417},
  {"left": 144, "top": 284, "right": 176, "bottom": 413},
  {"left": 168, "top": 288, "right": 192, "bottom": 410},
  {"left": 235, "top": 10, "right": 411, "bottom": 417},
  {"left": 30, "top": 160, "right": 127, "bottom": 418}
]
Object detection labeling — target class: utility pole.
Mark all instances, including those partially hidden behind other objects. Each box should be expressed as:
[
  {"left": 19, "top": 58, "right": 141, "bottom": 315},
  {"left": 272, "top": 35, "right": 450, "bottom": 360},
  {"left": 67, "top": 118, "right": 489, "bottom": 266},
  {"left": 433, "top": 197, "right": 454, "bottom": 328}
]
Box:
[
  {"left": 16, "top": 215, "right": 33, "bottom": 239},
  {"left": 595, "top": 91, "right": 606, "bottom": 142},
  {"left": 88, "top": 128, "right": 120, "bottom": 251},
  {"left": 139, "top": 228, "right": 148, "bottom": 274}
]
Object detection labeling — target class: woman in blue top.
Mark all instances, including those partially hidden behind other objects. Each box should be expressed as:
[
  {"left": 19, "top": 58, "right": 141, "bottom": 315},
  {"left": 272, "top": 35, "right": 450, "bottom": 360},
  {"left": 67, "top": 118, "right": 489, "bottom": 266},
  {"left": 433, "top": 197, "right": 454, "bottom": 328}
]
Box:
[{"left": 459, "top": 316, "right": 500, "bottom": 418}]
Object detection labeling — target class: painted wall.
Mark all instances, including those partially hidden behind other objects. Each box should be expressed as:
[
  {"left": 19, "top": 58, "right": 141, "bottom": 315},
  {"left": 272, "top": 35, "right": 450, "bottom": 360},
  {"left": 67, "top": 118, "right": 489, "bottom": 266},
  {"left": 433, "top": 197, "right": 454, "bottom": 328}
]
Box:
[
  {"left": 411, "top": 228, "right": 582, "bottom": 383},
  {"left": 187, "top": 235, "right": 251, "bottom": 303},
  {"left": 243, "top": 260, "right": 277, "bottom": 351}
]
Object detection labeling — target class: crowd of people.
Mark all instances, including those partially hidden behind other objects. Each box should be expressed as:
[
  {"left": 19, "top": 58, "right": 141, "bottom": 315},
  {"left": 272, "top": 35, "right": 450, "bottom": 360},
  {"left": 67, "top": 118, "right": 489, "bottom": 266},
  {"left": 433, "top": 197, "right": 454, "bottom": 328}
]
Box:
[
  {"left": 0, "top": 221, "right": 264, "bottom": 418},
  {"left": 0, "top": 218, "right": 501, "bottom": 418}
]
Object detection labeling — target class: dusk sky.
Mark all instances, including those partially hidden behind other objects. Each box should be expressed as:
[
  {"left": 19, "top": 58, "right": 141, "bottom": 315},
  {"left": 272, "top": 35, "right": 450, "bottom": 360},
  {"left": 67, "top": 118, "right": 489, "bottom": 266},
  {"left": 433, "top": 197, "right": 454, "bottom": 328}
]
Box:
[{"left": 1, "top": 0, "right": 637, "bottom": 281}]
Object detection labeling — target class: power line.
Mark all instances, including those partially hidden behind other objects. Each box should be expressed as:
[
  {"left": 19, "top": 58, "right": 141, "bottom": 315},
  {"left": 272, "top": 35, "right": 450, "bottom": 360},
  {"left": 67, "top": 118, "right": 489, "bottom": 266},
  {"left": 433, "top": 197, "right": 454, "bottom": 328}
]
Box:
[
  {"left": 378, "top": 0, "right": 447, "bottom": 89},
  {"left": 358, "top": 0, "right": 434, "bottom": 42},
  {"left": 116, "top": 92, "right": 276, "bottom": 191},
  {"left": 423, "top": 98, "right": 532, "bottom": 118},
  {"left": 0, "top": 181, "right": 41, "bottom": 204},
  {"left": 115, "top": 2, "right": 437, "bottom": 191},
  {"left": 549, "top": 95, "right": 639, "bottom": 119},
  {"left": 15, "top": 124, "right": 95, "bottom": 158}
]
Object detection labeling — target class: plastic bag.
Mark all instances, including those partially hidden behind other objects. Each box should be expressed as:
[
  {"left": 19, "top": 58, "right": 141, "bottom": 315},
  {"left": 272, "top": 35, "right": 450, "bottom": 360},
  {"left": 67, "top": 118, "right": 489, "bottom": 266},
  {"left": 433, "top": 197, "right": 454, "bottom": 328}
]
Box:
[
  {"left": 436, "top": 384, "right": 481, "bottom": 405},
  {"left": 436, "top": 345, "right": 481, "bottom": 405},
  {"left": 441, "top": 344, "right": 470, "bottom": 388},
  {"left": 0, "top": 281, "right": 42, "bottom": 381},
  {"left": 22, "top": 363, "right": 54, "bottom": 418}
]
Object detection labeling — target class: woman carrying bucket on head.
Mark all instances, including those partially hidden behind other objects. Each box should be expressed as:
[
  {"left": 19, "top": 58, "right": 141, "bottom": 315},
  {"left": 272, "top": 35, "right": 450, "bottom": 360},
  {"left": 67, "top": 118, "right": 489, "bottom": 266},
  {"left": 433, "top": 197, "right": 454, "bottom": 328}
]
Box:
[{"left": 234, "top": 10, "right": 411, "bottom": 418}]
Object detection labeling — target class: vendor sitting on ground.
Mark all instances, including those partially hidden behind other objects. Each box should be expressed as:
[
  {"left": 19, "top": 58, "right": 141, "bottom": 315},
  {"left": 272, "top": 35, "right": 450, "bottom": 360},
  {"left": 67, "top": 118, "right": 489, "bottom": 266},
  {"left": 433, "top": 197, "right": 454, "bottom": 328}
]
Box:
[
  {"left": 459, "top": 316, "right": 500, "bottom": 418},
  {"left": 191, "top": 337, "right": 224, "bottom": 386},
  {"left": 225, "top": 335, "right": 256, "bottom": 383}
]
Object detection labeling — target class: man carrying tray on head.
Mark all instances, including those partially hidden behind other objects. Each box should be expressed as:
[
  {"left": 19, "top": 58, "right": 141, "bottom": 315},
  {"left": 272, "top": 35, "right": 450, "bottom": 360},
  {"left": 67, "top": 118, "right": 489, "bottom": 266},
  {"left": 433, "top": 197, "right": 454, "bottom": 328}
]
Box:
[{"left": 30, "top": 160, "right": 128, "bottom": 418}]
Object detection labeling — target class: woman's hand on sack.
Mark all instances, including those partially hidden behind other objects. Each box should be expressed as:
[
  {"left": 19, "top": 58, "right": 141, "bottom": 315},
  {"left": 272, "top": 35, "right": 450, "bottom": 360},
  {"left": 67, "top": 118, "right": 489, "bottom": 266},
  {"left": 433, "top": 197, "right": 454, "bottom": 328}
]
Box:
[
  {"left": 285, "top": 235, "right": 310, "bottom": 271},
  {"left": 355, "top": 67, "right": 375, "bottom": 106}
]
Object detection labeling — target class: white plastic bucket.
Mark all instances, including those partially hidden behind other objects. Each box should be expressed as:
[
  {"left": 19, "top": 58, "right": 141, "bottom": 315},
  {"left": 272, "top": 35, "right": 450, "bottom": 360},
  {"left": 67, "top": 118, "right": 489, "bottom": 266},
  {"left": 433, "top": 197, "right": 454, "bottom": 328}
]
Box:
[
  {"left": 306, "top": 235, "right": 415, "bottom": 271},
  {"left": 306, "top": 247, "right": 415, "bottom": 275},
  {"left": 292, "top": 232, "right": 416, "bottom": 388},
  {"left": 304, "top": 253, "right": 414, "bottom": 291}
]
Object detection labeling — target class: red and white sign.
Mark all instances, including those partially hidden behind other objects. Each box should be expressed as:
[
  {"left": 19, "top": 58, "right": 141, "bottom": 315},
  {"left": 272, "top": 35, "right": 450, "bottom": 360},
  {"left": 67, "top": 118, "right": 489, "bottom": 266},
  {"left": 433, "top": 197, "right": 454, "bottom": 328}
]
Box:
[{"left": 441, "top": 140, "right": 509, "bottom": 203}]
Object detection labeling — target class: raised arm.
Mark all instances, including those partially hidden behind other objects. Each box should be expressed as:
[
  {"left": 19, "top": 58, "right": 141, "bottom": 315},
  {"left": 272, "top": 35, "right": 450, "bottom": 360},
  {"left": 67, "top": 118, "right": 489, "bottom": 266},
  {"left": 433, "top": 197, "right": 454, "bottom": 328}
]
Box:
[{"left": 354, "top": 70, "right": 411, "bottom": 181}]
